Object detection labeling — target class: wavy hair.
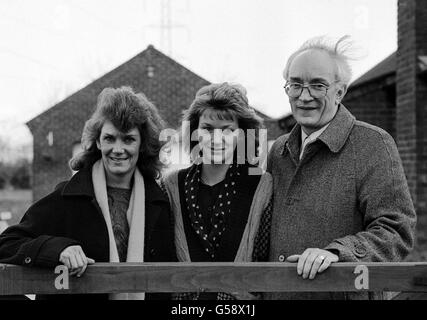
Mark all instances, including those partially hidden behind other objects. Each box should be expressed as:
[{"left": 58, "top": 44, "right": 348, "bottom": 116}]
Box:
[
  {"left": 181, "top": 82, "right": 264, "bottom": 163},
  {"left": 69, "top": 86, "right": 166, "bottom": 179}
]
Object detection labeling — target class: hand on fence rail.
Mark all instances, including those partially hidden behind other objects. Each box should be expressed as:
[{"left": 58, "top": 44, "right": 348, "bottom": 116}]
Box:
[
  {"left": 286, "top": 248, "right": 339, "bottom": 280},
  {"left": 59, "top": 245, "right": 95, "bottom": 277}
]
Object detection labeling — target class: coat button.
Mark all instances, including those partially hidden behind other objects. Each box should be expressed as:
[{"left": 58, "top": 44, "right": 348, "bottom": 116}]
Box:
[
  {"left": 354, "top": 247, "right": 366, "bottom": 257},
  {"left": 278, "top": 254, "right": 285, "bottom": 262},
  {"left": 150, "top": 249, "right": 156, "bottom": 256},
  {"left": 24, "top": 257, "right": 32, "bottom": 264}
]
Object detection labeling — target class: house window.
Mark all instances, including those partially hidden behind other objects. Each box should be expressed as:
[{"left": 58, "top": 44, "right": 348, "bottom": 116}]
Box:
[{"left": 147, "top": 66, "right": 155, "bottom": 78}]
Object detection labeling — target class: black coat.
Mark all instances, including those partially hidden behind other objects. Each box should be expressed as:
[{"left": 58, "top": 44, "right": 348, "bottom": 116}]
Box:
[{"left": 0, "top": 166, "right": 177, "bottom": 300}]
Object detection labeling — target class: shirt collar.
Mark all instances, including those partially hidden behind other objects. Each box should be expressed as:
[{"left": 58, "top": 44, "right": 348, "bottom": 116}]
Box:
[{"left": 301, "top": 122, "right": 331, "bottom": 146}]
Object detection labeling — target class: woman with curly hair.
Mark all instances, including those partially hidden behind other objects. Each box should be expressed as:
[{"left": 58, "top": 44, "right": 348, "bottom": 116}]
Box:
[
  {"left": 0, "top": 86, "right": 176, "bottom": 300},
  {"left": 162, "top": 82, "right": 272, "bottom": 300}
]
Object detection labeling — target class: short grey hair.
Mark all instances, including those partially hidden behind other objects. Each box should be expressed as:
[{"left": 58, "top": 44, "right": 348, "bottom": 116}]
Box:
[{"left": 283, "top": 35, "right": 355, "bottom": 86}]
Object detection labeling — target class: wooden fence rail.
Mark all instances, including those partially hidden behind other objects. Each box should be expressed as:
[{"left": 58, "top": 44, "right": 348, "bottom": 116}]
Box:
[{"left": 1, "top": 262, "right": 427, "bottom": 298}]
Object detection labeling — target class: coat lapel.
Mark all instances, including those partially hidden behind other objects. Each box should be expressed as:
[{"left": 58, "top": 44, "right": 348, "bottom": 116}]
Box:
[
  {"left": 285, "top": 124, "right": 302, "bottom": 166},
  {"left": 62, "top": 166, "right": 95, "bottom": 198}
]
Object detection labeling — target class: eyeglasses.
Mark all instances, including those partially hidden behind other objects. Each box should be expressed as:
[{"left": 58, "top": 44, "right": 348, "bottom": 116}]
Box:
[{"left": 284, "top": 81, "right": 338, "bottom": 99}]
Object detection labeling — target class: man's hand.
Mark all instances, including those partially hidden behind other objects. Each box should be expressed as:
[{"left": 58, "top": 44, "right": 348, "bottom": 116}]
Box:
[
  {"left": 286, "top": 248, "right": 338, "bottom": 280},
  {"left": 59, "top": 245, "right": 95, "bottom": 277}
]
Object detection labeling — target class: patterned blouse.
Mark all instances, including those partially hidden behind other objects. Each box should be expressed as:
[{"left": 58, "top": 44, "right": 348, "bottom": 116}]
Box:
[{"left": 107, "top": 186, "right": 131, "bottom": 262}]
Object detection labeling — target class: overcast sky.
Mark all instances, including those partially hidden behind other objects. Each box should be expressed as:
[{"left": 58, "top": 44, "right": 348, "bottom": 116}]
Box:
[{"left": 0, "top": 0, "right": 397, "bottom": 146}]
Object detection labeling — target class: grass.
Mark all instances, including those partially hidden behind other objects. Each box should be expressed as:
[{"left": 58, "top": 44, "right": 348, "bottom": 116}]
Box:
[{"left": 0, "top": 189, "right": 32, "bottom": 226}]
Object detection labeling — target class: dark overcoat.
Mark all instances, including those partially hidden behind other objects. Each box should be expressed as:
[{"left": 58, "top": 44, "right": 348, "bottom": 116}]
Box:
[{"left": 0, "top": 166, "right": 176, "bottom": 300}]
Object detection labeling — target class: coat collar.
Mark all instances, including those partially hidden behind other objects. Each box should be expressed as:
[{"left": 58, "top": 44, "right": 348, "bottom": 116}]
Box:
[
  {"left": 282, "top": 104, "right": 355, "bottom": 158},
  {"left": 62, "top": 166, "right": 95, "bottom": 197},
  {"left": 62, "top": 165, "right": 168, "bottom": 204}
]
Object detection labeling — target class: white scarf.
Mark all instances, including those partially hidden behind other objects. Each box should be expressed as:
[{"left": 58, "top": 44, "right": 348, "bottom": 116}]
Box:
[{"left": 92, "top": 160, "right": 145, "bottom": 300}]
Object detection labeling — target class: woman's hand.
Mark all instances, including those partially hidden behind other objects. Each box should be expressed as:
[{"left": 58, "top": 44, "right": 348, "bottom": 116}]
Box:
[
  {"left": 59, "top": 245, "right": 95, "bottom": 277},
  {"left": 286, "top": 248, "right": 338, "bottom": 280}
]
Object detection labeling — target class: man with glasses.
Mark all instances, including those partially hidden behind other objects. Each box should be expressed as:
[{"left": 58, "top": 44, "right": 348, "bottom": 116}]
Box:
[{"left": 262, "top": 36, "right": 416, "bottom": 299}]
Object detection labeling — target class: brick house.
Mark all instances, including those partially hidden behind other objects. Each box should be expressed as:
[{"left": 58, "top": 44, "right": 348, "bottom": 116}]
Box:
[{"left": 27, "top": 45, "right": 280, "bottom": 201}]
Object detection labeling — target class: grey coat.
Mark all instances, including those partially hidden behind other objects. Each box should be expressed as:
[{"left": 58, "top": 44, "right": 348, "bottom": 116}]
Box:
[{"left": 266, "top": 105, "right": 416, "bottom": 300}]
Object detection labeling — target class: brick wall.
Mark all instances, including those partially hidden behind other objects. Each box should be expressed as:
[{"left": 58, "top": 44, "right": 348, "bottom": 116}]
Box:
[
  {"left": 415, "top": 3, "right": 427, "bottom": 214},
  {"left": 396, "top": 0, "right": 427, "bottom": 215},
  {"left": 344, "top": 76, "right": 396, "bottom": 139}
]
